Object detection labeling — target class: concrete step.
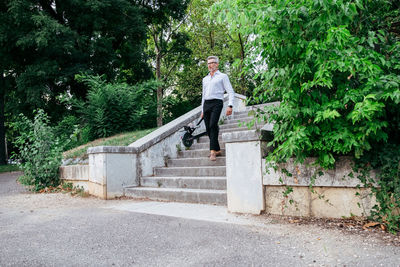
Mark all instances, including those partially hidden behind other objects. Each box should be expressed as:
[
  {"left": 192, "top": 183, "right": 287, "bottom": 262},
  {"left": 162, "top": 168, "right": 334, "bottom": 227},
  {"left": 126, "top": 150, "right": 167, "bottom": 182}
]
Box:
[
  {"left": 222, "top": 117, "right": 255, "bottom": 125},
  {"left": 167, "top": 157, "right": 225, "bottom": 167},
  {"left": 141, "top": 176, "right": 226, "bottom": 190},
  {"left": 197, "top": 136, "right": 223, "bottom": 144},
  {"left": 219, "top": 121, "right": 254, "bottom": 130},
  {"left": 196, "top": 127, "right": 262, "bottom": 142},
  {"left": 124, "top": 187, "right": 227, "bottom": 205},
  {"left": 231, "top": 113, "right": 251, "bottom": 119},
  {"left": 178, "top": 149, "right": 225, "bottom": 158},
  {"left": 191, "top": 142, "right": 225, "bottom": 150},
  {"left": 219, "top": 126, "right": 261, "bottom": 134},
  {"left": 154, "top": 166, "right": 226, "bottom": 176},
  {"left": 229, "top": 118, "right": 257, "bottom": 124}
]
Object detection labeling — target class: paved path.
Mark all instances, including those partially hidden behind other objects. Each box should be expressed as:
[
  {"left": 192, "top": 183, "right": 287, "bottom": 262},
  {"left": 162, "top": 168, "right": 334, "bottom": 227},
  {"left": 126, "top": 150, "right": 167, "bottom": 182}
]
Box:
[{"left": 0, "top": 172, "right": 399, "bottom": 266}]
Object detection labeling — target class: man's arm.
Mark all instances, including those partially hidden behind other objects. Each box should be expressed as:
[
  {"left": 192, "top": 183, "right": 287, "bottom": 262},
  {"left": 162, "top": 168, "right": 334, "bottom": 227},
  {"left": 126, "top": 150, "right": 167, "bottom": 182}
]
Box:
[
  {"left": 201, "top": 78, "right": 205, "bottom": 118},
  {"left": 223, "top": 74, "right": 235, "bottom": 116}
]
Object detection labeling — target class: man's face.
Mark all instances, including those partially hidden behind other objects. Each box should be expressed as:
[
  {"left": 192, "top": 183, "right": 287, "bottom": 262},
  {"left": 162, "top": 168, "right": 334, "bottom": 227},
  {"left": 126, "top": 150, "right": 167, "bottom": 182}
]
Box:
[{"left": 207, "top": 59, "right": 219, "bottom": 73}]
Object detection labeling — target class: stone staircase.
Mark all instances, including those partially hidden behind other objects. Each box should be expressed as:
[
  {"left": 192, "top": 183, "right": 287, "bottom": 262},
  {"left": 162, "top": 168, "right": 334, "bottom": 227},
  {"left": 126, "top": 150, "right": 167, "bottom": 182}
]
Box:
[{"left": 124, "top": 108, "right": 264, "bottom": 205}]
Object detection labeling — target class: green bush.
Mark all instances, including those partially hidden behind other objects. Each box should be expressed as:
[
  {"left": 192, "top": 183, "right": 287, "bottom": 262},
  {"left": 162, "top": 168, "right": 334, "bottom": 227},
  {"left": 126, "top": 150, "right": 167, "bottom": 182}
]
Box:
[
  {"left": 215, "top": 0, "right": 400, "bottom": 231},
  {"left": 162, "top": 95, "right": 199, "bottom": 124},
  {"left": 54, "top": 115, "right": 83, "bottom": 151},
  {"left": 12, "top": 110, "right": 63, "bottom": 191},
  {"left": 354, "top": 144, "right": 400, "bottom": 233},
  {"left": 74, "top": 75, "right": 158, "bottom": 139}
]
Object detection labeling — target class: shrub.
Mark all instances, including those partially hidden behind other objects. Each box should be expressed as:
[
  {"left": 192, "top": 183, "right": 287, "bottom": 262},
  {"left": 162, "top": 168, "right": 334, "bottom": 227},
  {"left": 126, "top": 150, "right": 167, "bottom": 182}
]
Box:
[
  {"left": 12, "top": 110, "right": 63, "bottom": 191},
  {"left": 214, "top": 0, "right": 400, "bottom": 231},
  {"left": 162, "top": 95, "right": 199, "bottom": 124},
  {"left": 74, "top": 75, "right": 158, "bottom": 139},
  {"left": 354, "top": 144, "right": 400, "bottom": 233},
  {"left": 54, "top": 115, "right": 84, "bottom": 151}
]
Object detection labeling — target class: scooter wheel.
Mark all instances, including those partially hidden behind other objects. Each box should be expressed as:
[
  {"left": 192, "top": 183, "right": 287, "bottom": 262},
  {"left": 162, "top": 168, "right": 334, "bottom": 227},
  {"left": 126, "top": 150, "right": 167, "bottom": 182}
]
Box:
[{"left": 182, "top": 133, "right": 193, "bottom": 148}]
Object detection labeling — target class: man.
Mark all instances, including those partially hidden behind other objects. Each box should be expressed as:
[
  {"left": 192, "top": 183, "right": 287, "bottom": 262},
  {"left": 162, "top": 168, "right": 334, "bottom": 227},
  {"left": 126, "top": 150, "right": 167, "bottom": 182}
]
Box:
[{"left": 201, "top": 56, "right": 235, "bottom": 161}]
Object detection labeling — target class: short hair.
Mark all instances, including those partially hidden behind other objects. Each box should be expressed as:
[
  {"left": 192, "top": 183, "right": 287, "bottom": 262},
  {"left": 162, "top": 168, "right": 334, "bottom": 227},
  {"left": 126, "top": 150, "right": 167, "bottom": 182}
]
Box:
[{"left": 207, "top": 56, "right": 219, "bottom": 63}]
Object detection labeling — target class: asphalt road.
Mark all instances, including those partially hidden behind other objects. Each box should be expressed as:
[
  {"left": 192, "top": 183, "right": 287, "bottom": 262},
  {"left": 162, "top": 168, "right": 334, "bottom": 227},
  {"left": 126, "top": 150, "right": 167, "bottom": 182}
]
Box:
[{"left": 0, "top": 172, "right": 399, "bottom": 266}]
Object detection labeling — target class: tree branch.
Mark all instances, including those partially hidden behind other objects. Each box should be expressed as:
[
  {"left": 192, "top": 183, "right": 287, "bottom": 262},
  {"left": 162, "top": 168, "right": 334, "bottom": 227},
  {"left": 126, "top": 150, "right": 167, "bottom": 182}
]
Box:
[
  {"left": 162, "top": 60, "right": 179, "bottom": 82},
  {"left": 39, "top": 0, "right": 65, "bottom": 25}
]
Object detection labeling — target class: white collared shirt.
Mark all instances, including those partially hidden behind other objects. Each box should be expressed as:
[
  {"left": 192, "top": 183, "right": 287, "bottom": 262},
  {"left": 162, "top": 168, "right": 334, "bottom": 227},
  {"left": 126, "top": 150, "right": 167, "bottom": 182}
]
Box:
[{"left": 202, "top": 70, "right": 235, "bottom": 111}]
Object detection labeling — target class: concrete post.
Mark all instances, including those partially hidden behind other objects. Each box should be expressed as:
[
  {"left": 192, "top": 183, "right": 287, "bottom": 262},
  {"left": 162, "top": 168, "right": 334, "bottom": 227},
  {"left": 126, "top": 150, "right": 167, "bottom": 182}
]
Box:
[
  {"left": 88, "top": 146, "right": 138, "bottom": 199},
  {"left": 222, "top": 130, "right": 266, "bottom": 214}
]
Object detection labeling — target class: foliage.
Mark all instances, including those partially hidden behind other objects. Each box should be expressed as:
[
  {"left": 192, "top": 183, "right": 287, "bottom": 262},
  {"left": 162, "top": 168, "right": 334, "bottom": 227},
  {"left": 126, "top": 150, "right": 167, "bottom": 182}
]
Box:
[
  {"left": 172, "top": 0, "right": 253, "bottom": 104},
  {"left": 160, "top": 0, "right": 258, "bottom": 123},
  {"left": 215, "top": 0, "right": 400, "bottom": 231},
  {"left": 33, "top": 182, "right": 90, "bottom": 197},
  {"left": 144, "top": 0, "right": 191, "bottom": 126},
  {"left": 162, "top": 95, "right": 198, "bottom": 124},
  {"left": 2, "top": 0, "right": 152, "bottom": 109},
  {"left": 54, "top": 115, "right": 90, "bottom": 152},
  {"left": 63, "top": 128, "right": 155, "bottom": 161},
  {"left": 73, "top": 75, "right": 158, "bottom": 140},
  {"left": 0, "top": 164, "right": 20, "bottom": 173},
  {"left": 354, "top": 144, "right": 400, "bottom": 233},
  {"left": 12, "top": 110, "right": 63, "bottom": 191},
  {"left": 214, "top": 0, "right": 400, "bottom": 166},
  {"left": 0, "top": 0, "right": 155, "bottom": 162}
]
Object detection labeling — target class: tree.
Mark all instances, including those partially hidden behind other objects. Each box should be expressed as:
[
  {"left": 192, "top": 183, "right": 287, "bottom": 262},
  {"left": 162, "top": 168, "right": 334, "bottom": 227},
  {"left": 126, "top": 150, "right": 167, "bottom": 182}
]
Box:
[
  {"left": 171, "top": 0, "right": 255, "bottom": 109},
  {"left": 215, "top": 0, "right": 400, "bottom": 232},
  {"left": 0, "top": 0, "right": 153, "bottom": 163},
  {"left": 213, "top": 0, "right": 400, "bottom": 165},
  {"left": 0, "top": 1, "right": 17, "bottom": 165},
  {"left": 138, "top": 0, "right": 191, "bottom": 126}
]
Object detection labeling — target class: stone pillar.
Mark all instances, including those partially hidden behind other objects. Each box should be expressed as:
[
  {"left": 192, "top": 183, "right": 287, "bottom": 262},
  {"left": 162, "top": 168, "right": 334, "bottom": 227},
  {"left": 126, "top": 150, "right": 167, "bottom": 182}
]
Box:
[
  {"left": 222, "top": 130, "right": 266, "bottom": 214},
  {"left": 88, "top": 146, "right": 138, "bottom": 199}
]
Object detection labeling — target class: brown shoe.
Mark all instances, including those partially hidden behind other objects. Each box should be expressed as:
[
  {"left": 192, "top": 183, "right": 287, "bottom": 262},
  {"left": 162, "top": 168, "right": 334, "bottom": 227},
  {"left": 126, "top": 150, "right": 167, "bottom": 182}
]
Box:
[
  {"left": 209, "top": 150, "right": 222, "bottom": 157},
  {"left": 210, "top": 151, "right": 217, "bottom": 161}
]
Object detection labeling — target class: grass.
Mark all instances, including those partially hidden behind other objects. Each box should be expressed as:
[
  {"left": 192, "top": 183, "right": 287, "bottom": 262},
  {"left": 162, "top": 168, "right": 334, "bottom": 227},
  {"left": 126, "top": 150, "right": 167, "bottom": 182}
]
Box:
[
  {"left": 0, "top": 164, "right": 20, "bottom": 173},
  {"left": 63, "top": 128, "right": 156, "bottom": 160}
]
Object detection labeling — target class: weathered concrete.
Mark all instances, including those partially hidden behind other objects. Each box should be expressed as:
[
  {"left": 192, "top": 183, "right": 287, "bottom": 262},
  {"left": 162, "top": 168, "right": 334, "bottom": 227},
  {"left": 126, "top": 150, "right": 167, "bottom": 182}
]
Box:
[
  {"left": 131, "top": 93, "right": 246, "bottom": 178},
  {"left": 265, "top": 186, "right": 377, "bottom": 218},
  {"left": 154, "top": 166, "right": 226, "bottom": 177},
  {"left": 59, "top": 165, "right": 90, "bottom": 191},
  {"left": 74, "top": 93, "right": 246, "bottom": 199},
  {"left": 124, "top": 101, "right": 274, "bottom": 204},
  {"left": 167, "top": 157, "right": 226, "bottom": 167},
  {"left": 141, "top": 176, "right": 226, "bottom": 190},
  {"left": 261, "top": 156, "right": 378, "bottom": 217},
  {"left": 178, "top": 148, "right": 226, "bottom": 158},
  {"left": 223, "top": 130, "right": 266, "bottom": 215},
  {"left": 222, "top": 126, "right": 380, "bottom": 219},
  {"left": 124, "top": 187, "right": 227, "bottom": 205},
  {"left": 190, "top": 142, "right": 226, "bottom": 150},
  {"left": 262, "top": 157, "right": 376, "bottom": 187},
  {"left": 59, "top": 165, "right": 89, "bottom": 181},
  {"left": 85, "top": 150, "right": 138, "bottom": 199}
]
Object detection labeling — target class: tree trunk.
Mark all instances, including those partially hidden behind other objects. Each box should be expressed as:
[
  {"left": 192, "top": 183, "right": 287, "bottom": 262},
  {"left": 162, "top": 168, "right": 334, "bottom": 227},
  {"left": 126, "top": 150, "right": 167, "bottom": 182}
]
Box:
[
  {"left": 0, "top": 75, "right": 7, "bottom": 165},
  {"left": 156, "top": 53, "right": 163, "bottom": 127},
  {"left": 238, "top": 33, "right": 246, "bottom": 93}
]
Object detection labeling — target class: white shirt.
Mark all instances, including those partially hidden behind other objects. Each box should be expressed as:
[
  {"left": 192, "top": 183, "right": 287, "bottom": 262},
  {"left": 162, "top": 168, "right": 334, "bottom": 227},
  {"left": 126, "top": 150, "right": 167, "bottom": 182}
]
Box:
[{"left": 202, "top": 70, "right": 235, "bottom": 111}]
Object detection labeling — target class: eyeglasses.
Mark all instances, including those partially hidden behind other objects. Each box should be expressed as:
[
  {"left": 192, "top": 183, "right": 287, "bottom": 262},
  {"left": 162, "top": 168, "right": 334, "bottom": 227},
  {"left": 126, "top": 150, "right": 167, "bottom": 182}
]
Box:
[{"left": 207, "top": 62, "right": 217, "bottom": 65}]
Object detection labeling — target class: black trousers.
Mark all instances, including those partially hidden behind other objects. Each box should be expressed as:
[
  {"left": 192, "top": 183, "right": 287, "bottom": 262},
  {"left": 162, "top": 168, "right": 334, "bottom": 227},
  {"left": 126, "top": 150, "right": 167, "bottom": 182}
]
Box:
[{"left": 203, "top": 99, "right": 223, "bottom": 151}]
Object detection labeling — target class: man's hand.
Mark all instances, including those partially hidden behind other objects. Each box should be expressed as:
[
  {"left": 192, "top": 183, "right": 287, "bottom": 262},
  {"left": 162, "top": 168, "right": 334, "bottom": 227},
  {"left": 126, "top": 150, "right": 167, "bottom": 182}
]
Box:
[
  {"left": 200, "top": 112, "right": 204, "bottom": 119},
  {"left": 226, "top": 106, "right": 233, "bottom": 116}
]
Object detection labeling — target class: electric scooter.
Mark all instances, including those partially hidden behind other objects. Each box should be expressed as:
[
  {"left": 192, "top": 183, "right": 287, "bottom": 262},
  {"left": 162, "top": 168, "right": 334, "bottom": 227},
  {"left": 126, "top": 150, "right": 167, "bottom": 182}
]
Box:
[{"left": 181, "top": 118, "right": 207, "bottom": 148}]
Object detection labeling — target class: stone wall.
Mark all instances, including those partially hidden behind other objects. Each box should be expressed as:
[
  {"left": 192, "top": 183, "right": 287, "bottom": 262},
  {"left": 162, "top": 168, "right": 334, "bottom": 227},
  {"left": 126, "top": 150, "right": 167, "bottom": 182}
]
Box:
[
  {"left": 223, "top": 128, "right": 377, "bottom": 218},
  {"left": 59, "top": 165, "right": 90, "bottom": 191}
]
